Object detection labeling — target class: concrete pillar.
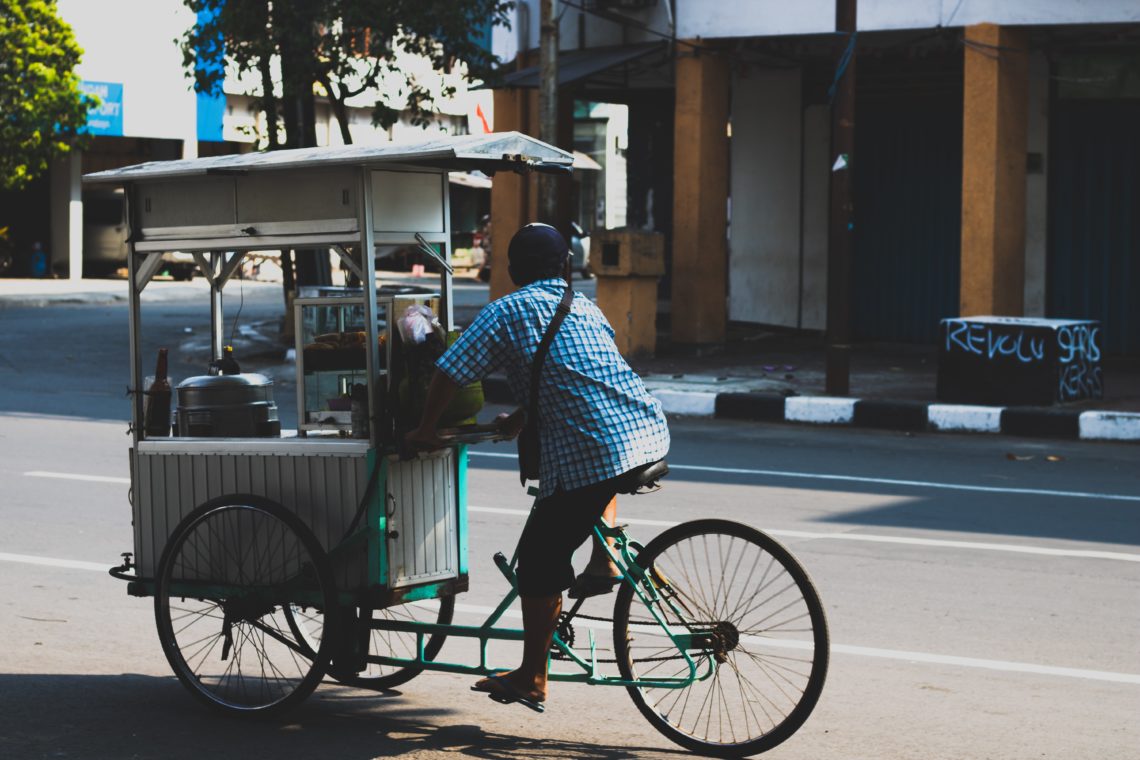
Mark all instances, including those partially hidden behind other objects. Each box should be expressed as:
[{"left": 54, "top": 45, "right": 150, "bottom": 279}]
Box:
[
  {"left": 489, "top": 86, "right": 573, "bottom": 302},
  {"left": 672, "top": 42, "right": 729, "bottom": 344},
  {"left": 489, "top": 87, "right": 537, "bottom": 301},
  {"left": 50, "top": 151, "right": 83, "bottom": 280},
  {"left": 960, "top": 24, "right": 1030, "bottom": 316}
]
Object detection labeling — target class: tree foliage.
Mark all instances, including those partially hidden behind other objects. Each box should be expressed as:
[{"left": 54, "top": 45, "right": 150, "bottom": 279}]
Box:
[
  {"left": 181, "top": 0, "right": 512, "bottom": 149},
  {"left": 0, "top": 0, "right": 91, "bottom": 189}
]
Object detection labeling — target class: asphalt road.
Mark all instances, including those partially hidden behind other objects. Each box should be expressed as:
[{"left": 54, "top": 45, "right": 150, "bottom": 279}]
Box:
[{"left": 1, "top": 296, "right": 1138, "bottom": 759}]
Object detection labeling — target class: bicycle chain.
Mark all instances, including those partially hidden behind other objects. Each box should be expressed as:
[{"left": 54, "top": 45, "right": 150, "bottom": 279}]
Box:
[{"left": 550, "top": 612, "right": 697, "bottom": 664}]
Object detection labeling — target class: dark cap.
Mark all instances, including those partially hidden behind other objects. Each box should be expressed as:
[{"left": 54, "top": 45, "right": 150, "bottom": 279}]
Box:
[{"left": 507, "top": 223, "right": 569, "bottom": 284}]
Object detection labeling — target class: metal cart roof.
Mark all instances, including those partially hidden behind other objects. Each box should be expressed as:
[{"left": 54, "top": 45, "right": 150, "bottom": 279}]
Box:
[{"left": 83, "top": 131, "right": 573, "bottom": 184}]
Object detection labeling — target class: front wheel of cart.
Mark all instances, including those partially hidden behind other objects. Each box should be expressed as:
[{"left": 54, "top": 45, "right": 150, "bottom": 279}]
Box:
[
  {"left": 155, "top": 495, "right": 337, "bottom": 716},
  {"left": 336, "top": 597, "right": 456, "bottom": 690},
  {"left": 613, "top": 519, "right": 829, "bottom": 757},
  {"left": 283, "top": 596, "right": 455, "bottom": 691}
]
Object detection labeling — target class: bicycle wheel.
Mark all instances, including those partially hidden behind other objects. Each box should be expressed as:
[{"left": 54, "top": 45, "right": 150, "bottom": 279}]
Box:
[
  {"left": 333, "top": 597, "right": 456, "bottom": 690},
  {"left": 613, "top": 519, "right": 829, "bottom": 758},
  {"left": 155, "top": 495, "right": 337, "bottom": 716}
]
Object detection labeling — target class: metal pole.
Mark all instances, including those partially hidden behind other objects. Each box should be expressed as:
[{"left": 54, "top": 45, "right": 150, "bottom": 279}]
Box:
[
  {"left": 825, "top": 0, "right": 856, "bottom": 396},
  {"left": 538, "top": 0, "right": 559, "bottom": 225}
]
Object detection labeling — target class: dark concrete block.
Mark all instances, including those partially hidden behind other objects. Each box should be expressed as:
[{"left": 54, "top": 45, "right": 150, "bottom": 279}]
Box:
[
  {"left": 938, "top": 317, "right": 1103, "bottom": 406},
  {"left": 1000, "top": 408, "right": 1080, "bottom": 438},
  {"left": 714, "top": 392, "right": 787, "bottom": 421},
  {"left": 853, "top": 400, "right": 929, "bottom": 431}
]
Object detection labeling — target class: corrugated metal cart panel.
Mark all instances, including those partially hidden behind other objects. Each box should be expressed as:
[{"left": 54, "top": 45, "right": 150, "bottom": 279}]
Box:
[
  {"left": 132, "top": 445, "right": 371, "bottom": 592},
  {"left": 386, "top": 449, "right": 458, "bottom": 588}
]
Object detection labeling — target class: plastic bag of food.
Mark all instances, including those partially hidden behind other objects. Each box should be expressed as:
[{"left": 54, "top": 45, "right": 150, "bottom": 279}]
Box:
[{"left": 397, "top": 304, "right": 443, "bottom": 345}]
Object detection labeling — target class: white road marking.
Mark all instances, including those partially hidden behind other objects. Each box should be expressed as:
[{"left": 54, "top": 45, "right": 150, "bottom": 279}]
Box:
[
  {"left": 467, "top": 506, "right": 1140, "bottom": 563},
  {"left": 25, "top": 471, "right": 130, "bottom": 484},
  {"left": 24, "top": 469, "right": 1138, "bottom": 562},
  {"left": 466, "top": 451, "right": 1140, "bottom": 503},
  {"left": 445, "top": 601, "right": 1140, "bottom": 685},
  {"left": 0, "top": 552, "right": 110, "bottom": 572},
  {"left": 3, "top": 551, "right": 1136, "bottom": 685}
]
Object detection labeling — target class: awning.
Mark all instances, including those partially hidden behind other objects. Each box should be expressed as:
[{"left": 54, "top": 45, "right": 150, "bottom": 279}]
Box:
[
  {"left": 500, "top": 42, "right": 667, "bottom": 89},
  {"left": 83, "top": 131, "right": 574, "bottom": 184}
]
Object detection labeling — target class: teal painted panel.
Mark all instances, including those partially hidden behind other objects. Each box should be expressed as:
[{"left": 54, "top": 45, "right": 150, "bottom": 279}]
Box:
[{"left": 1047, "top": 100, "right": 1140, "bottom": 355}]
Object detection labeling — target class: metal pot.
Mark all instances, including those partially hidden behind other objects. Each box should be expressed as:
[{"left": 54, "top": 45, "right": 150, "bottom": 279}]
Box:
[{"left": 175, "top": 373, "right": 281, "bottom": 437}]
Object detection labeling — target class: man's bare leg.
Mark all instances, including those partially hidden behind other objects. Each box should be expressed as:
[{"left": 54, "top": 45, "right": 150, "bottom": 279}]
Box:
[
  {"left": 583, "top": 496, "right": 621, "bottom": 578},
  {"left": 474, "top": 593, "right": 561, "bottom": 702}
]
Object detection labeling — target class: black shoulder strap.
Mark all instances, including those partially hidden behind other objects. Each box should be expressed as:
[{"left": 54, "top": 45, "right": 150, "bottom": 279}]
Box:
[{"left": 528, "top": 282, "right": 574, "bottom": 425}]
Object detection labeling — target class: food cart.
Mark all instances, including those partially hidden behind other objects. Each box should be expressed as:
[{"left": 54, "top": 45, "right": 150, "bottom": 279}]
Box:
[
  {"left": 88, "top": 132, "right": 574, "bottom": 712},
  {"left": 88, "top": 133, "right": 831, "bottom": 758}
]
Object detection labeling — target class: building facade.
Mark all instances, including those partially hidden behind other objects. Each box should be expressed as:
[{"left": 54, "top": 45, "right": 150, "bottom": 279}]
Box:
[{"left": 489, "top": 0, "right": 1140, "bottom": 354}]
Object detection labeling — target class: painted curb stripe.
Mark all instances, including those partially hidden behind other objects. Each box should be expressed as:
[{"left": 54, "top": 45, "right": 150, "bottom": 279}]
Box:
[
  {"left": 485, "top": 372, "right": 1138, "bottom": 440},
  {"left": 928, "top": 404, "right": 1002, "bottom": 433},
  {"left": 1079, "top": 411, "right": 1140, "bottom": 441},
  {"left": 652, "top": 389, "right": 717, "bottom": 416},
  {"left": 852, "top": 400, "right": 929, "bottom": 431},
  {"left": 785, "top": 396, "right": 857, "bottom": 424},
  {"left": 714, "top": 392, "right": 786, "bottom": 421},
  {"left": 1000, "top": 408, "right": 1080, "bottom": 439}
]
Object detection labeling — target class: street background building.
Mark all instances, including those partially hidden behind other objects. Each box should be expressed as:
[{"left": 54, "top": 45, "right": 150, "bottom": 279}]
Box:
[{"left": 488, "top": 0, "right": 1140, "bottom": 355}]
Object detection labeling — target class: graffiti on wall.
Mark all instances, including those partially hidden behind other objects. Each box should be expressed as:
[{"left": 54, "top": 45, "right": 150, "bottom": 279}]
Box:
[
  {"left": 1056, "top": 323, "right": 1102, "bottom": 400},
  {"left": 944, "top": 320, "right": 1046, "bottom": 363},
  {"left": 942, "top": 318, "right": 1102, "bottom": 402}
]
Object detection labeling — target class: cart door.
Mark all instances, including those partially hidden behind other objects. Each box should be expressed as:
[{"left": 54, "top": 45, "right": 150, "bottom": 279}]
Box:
[{"left": 385, "top": 448, "right": 459, "bottom": 587}]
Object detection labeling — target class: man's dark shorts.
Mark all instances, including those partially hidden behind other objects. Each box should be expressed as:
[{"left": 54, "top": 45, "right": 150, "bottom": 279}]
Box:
[{"left": 515, "top": 476, "right": 621, "bottom": 597}]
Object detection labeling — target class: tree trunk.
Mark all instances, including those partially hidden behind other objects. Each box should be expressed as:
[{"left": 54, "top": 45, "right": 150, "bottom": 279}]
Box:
[
  {"left": 257, "top": 55, "right": 280, "bottom": 149},
  {"left": 277, "top": 16, "right": 329, "bottom": 288}
]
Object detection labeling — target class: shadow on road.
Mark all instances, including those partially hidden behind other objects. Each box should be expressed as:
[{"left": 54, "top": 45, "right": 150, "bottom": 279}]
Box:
[{"left": 0, "top": 673, "right": 686, "bottom": 760}]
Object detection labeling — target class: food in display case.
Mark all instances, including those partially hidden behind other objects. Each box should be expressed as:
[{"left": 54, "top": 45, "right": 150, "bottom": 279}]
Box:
[{"left": 294, "top": 293, "right": 440, "bottom": 437}]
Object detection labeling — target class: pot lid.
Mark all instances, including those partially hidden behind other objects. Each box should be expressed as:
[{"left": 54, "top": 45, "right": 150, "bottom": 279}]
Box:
[{"left": 176, "top": 373, "right": 272, "bottom": 390}]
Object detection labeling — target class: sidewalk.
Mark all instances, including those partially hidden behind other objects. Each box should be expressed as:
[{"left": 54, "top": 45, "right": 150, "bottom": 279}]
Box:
[
  {"left": 4, "top": 276, "right": 1138, "bottom": 442},
  {"left": 615, "top": 327, "right": 1140, "bottom": 442},
  {"left": 0, "top": 277, "right": 220, "bottom": 307}
]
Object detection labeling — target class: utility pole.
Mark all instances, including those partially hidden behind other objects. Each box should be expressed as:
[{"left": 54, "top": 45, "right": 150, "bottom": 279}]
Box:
[
  {"left": 826, "top": 0, "right": 856, "bottom": 395},
  {"left": 538, "top": 0, "right": 559, "bottom": 225}
]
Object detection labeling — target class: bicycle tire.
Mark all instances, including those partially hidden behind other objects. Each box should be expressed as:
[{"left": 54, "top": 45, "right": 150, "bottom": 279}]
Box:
[
  {"left": 612, "top": 519, "right": 829, "bottom": 757},
  {"left": 155, "top": 494, "right": 338, "bottom": 716}
]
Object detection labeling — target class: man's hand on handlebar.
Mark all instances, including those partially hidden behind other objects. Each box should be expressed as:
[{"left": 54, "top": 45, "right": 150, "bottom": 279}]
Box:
[{"left": 496, "top": 408, "right": 526, "bottom": 440}]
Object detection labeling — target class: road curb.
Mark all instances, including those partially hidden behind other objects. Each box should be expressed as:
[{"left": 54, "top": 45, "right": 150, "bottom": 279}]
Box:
[
  {"left": 481, "top": 379, "right": 1140, "bottom": 442},
  {"left": 0, "top": 293, "right": 128, "bottom": 308}
]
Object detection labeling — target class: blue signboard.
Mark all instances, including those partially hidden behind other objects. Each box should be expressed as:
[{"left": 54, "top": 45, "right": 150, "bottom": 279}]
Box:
[
  {"left": 80, "top": 81, "right": 124, "bottom": 136},
  {"left": 194, "top": 7, "right": 225, "bottom": 141}
]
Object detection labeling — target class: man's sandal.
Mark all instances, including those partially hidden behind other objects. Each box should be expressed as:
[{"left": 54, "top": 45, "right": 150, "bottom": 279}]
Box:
[{"left": 471, "top": 674, "right": 546, "bottom": 713}]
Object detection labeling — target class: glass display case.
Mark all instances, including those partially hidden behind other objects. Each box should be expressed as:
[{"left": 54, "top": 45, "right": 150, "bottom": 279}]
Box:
[{"left": 294, "top": 292, "right": 439, "bottom": 436}]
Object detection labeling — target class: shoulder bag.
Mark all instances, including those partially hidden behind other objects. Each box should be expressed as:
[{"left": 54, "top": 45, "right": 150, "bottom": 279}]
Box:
[{"left": 517, "top": 282, "right": 574, "bottom": 485}]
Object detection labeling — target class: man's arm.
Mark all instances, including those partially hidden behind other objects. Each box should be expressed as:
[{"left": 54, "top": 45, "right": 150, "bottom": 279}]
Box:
[{"left": 405, "top": 369, "right": 460, "bottom": 450}]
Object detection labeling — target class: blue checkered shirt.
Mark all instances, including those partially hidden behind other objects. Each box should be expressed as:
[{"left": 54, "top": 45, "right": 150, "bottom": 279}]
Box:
[{"left": 436, "top": 278, "right": 670, "bottom": 498}]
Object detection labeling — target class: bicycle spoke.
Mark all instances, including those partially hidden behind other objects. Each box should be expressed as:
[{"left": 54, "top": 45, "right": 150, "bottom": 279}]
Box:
[{"left": 615, "top": 521, "right": 828, "bottom": 755}]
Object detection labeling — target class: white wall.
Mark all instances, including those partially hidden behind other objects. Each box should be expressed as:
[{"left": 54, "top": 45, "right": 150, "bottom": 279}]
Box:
[
  {"left": 60, "top": 0, "right": 197, "bottom": 142},
  {"left": 728, "top": 68, "right": 803, "bottom": 327},
  {"left": 680, "top": 0, "right": 835, "bottom": 38},
  {"left": 1023, "top": 52, "right": 1050, "bottom": 317},
  {"left": 801, "top": 105, "right": 830, "bottom": 331},
  {"left": 860, "top": 0, "right": 1140, "bottom": 30}
]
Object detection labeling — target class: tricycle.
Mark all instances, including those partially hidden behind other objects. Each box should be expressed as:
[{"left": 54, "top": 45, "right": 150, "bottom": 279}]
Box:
[{"left": 90, "top": 133, "right": 828, "bottom": 757}]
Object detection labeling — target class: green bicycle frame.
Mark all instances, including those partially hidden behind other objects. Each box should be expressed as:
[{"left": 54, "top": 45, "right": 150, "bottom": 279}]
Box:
[{"left": 362, "top": 487, "right": 716, "bottom": 690}]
